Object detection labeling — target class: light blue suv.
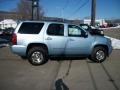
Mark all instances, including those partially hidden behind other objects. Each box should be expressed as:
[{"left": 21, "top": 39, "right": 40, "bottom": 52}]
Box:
[{"left": 10, "top": 21, "right": 112, "bottom": 65}]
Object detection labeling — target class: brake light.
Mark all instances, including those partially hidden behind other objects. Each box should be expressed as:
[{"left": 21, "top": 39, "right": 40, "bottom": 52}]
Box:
[{"left": 11, "top": 33, "right": 17, "bottom": 45}]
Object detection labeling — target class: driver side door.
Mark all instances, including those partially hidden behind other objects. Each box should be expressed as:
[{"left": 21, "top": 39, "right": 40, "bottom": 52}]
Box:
[{"left": 65, "top": 25, "right": 93, "bottom": 55}]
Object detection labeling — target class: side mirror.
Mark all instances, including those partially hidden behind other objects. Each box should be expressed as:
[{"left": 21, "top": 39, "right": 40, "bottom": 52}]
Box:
[{"left": 82, "top": 31, "right": 88, "bottom": 38}]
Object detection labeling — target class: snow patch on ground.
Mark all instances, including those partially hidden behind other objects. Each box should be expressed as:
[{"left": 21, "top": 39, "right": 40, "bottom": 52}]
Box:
[{"left": 105, "top": 36, "right": 120, "bottom": 49}]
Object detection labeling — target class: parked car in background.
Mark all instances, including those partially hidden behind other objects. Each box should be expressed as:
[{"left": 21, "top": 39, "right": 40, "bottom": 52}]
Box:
[
  {"left": 99, "top": 25, "right": 108, "bottom": 28},
  {"left": 107, "top": 23, "right": 119, "bottom": 28},
  {"left": 0, "top": 29, "right": 3, "bottom": 35},
  {"left": 3, "top": 27, "right": 14, "bottom": 35},
  {"left": 10, "top": 21, "right": 112, "bottom": 65},
  {"left": 80, "top": 24, "right": 104, "bottom": 36}
]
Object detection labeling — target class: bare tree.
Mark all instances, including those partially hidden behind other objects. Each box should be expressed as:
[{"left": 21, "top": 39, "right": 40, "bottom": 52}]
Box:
[{"left": 16, "top": 0, "right": 44, "bottom": 20}]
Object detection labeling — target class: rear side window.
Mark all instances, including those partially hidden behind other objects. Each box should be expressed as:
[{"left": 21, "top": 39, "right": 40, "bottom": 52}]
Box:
[
  {"left": 47, "top": 24, "right": 64, "bottom": 36},
  {"left": 18, "top": 22, "right": 44, "bottom": 34}
]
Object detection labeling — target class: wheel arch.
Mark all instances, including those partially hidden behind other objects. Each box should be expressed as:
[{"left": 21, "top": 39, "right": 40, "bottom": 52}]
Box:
[
  {"left": 92, "top": 44, "right": 109, "bottom": 56},
  {"left": 26, "top": 43, "right": 48, "bottom": 55}
]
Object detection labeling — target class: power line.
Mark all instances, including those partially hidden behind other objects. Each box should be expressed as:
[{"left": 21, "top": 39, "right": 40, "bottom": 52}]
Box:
[
  {"left": 56, "top": 0, "right": 70, "bottom": 20},
  {"left": 74, "top": 0, "right": 89, "bottom": 14},
  {"left": 62, "top": 0, "right": 69, "bottom": 10},
  {"left": 68, "top": 0, "right": 89, "bottom": 19},
  {"left": 61, "top": 0, "right": 81, "bottom": 14}
]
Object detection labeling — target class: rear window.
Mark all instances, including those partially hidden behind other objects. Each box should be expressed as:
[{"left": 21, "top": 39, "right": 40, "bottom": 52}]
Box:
[{"left": 18, "top": 22, "right": 44, "bottom": 34}]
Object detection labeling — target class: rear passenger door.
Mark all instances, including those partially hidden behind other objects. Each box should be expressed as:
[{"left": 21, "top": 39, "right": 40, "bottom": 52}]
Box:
[{"left": 45, "top": 23, "right": 67, "bottom": 55}]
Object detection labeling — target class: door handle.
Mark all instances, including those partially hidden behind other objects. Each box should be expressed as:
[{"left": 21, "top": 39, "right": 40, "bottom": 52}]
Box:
[
  {"left": 46, "top": 37, "right": 52, "bottom": 40},
  {"left": 69, "top": 38, "right": 74, "bottom": 41}
]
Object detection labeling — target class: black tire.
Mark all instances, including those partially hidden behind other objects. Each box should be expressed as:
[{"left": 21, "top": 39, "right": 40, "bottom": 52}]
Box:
[
  {"left": 89, "top": 46, "right": 107, "bottom": 63},
  {"left": 27, "top": 47, "right": 48, "bottom": 65}
]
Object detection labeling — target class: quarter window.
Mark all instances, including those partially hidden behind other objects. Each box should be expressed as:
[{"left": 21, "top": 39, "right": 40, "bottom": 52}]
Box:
[
  {"left": 18, "top": 22, "right": 44, "bottom": 34},
  {"left": 47, "top": 24, "right": 64, "bottom": 36}
]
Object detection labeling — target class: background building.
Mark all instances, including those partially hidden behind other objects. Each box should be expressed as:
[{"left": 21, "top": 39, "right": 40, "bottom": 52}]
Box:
[
  {"left": 0, "top": 19, "right": 17, "bottom": 29},
  {"left": 83, "top": 19, "right": 107, "bottom": 27}
]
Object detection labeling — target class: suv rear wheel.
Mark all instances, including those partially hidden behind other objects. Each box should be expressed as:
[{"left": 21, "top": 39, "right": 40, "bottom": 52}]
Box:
[
  {"left": 27, "top": 47, "right": 48, "bottom": 65},
  {"left": 89, "top": 46, "right": 107, "bottom": 63}
]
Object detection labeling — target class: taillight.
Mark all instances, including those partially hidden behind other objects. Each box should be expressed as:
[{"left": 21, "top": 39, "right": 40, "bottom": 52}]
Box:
[{"left": 11, "top": 33, "right": 17, "bottom": 45}]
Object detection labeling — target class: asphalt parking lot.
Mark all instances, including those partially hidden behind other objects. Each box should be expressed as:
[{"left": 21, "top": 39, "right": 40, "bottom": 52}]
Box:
[
  {"left": 0, "top": 47, "right": 120, "bottom": 90},
  {"left": 0, "top": 29, "right": 120, "bottom": 90}
]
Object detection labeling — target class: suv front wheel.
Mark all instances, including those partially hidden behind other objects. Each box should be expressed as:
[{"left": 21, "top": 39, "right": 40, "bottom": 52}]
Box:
[
  {"left": 27, "top": 47, "right": 48, "bottom": 65},
  {"left": 90, "top": 46, "right": 107, "bottom": 63}
]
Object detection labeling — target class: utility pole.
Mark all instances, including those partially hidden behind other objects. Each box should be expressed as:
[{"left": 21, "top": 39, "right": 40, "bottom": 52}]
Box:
[
  {"left": 91, "top": 0, "right": 96, "bottom": 26},
  {"left": 29, "top": 0, "right": 39, "bottom": 20}
]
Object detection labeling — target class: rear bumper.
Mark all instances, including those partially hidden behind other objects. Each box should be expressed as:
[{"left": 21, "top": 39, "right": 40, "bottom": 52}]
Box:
[{"left": 10, "top": 45, "right": 27, "bottom": 56}]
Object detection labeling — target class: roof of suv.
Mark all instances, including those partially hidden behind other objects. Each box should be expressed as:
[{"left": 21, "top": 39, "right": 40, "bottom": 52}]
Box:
[{"left": 21, "top": 20, "right": 67, "bottom": 24}]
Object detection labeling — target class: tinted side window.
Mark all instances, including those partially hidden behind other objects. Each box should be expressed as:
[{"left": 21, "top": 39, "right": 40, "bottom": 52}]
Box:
[
  {"left": 18, "top": 22, "right": 44, "bottom": 34},
  {"left": 47, "top": 24, "right": 64, "bottom": 36}
]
